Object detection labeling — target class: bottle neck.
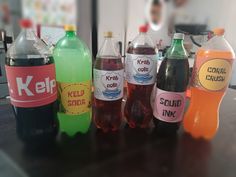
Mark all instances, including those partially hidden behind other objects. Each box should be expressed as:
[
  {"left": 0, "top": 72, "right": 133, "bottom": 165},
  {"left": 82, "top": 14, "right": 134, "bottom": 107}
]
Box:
[
  {"left": 23, "top": 28, "right": 33, "bottom": 33},
  {"left": 138, "top": 32, "right": 148, "bottom": 38},
  {"left": 97, "top": 37, "right": 120, "bottom": 58},
  {"left": 140, "top": 32, "right": 146, "bottom": 34},
  {"left": 21, "top": 28, "right": 37, "bottom": 40},
  {"left": 172, "top": 39, "right": 183, "bottom": 46},
  {"left": 104, "top": 37, "right": 113, "bottom": 47},
  {"left": 66, "top": 31, "right": 76, "bottom": 37},
  {"left": 167, "top": 39, "right": 188, "bottom": 59}
]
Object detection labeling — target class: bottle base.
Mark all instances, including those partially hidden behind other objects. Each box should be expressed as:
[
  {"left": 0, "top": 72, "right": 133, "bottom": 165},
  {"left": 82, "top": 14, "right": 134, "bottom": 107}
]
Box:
[
  {"left": 153, "top": 118, "right": 180, "bottom": 135},
  {"left": 95, "top": 126, "right": 120, "bottom": 133},
  {"left": 94, "top": 119, "right": 122, "bottom": 133},
  {"left": 19, "top": 132, "right": 58, "bottom": 146},
  {"left": 183, "top": 130, "right": 216, "bottom": 140},
  {"left": 126, "top": 121, "right": 150, "bottom": 129},
  {"left": 58, "top": 112, "right": 91, "bottom": 136}
]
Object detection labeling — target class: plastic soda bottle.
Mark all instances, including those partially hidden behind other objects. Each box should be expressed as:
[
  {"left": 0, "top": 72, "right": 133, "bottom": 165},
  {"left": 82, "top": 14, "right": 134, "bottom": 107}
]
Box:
[
  {"left": 153, "top": 33, "right": 189, "bottom": 134},
  {"left": 93, "top": 32, "right": 124, "bottom": 132},
  {"left": 183, "top": 28, "right": 235, "bottom": 139},
  {"left": 53, "top": 25, "right": 92, "bottom": 136},
  {"left": 125, "top": 25, "right": 157, "bottom": 128},
  {"left": 5, "top": 19, "right": 58, "bottom": 144}
]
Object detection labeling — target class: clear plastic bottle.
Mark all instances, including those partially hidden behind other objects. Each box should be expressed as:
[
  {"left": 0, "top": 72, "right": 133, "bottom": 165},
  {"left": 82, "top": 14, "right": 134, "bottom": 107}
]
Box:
[
  {"left": 125, "top": 25, "right": 157, "bottom": 128},
  {"left": 53, "top": 25, "right": 92, "bottom": 136},
  {"left": 5, "top": 19, "right": 58, "bottom": 144},
  {"left": 184, "top": 28, "right": 235, "bottom": 139},
  {"left": 93, "top": 31, "right": 124, "bottom": 132}
]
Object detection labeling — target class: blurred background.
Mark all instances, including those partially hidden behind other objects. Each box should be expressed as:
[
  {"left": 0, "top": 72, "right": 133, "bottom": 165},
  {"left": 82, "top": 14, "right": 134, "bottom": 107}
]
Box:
[{"left": 1, "top": 0, "right": 236, "bottom": 97}]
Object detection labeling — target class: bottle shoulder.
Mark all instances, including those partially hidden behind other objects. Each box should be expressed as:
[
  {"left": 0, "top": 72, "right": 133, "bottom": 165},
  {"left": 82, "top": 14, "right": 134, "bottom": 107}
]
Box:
[
  {"left": 130, "top": 33, "right": 155, "bottom": 49},
  {"left": 7, "top": 34, "right": 52, "bottom": 58},
  {"left": 94, "top": 56, "right": 123, "bottom": 71},
  {"left": 54, "top": 36, "right": 92, "bottom": 59},
  {"left": 127, "top": 45, "right": 156, "bottom": 55},
  {"left": 157, "top": 58, "right": 189, "bottom": 92},
  {"left": 202, "top": 36, "right": 235, "bottom": 58},
  {"left": 55, "top": 36, "right": 83, "bottom": 49}
]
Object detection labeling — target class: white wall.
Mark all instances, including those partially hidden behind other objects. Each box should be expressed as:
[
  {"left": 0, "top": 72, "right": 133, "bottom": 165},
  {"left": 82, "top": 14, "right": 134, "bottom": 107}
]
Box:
[
  {"left": 186, "top": 0, "right": 236, "bottom": 50},
  {"left": 185, "top": 0, "right": 236, "bottom": 84},
  {"left": 98, "top": 0, "right": 236, "bottom": 51},
  {"left": 126, "top": 0, "right": 146, "bottom": 44},
  {"left": 126, "top": 0, "right": 236, "bottom": 50},
  {"left": 77, "top": 0, "right": 92, "bottom": 50},
  {"left": 98, "top": 0, "right": 172, "bottom": 52},
  {"left": 98, "top": 0, "right": 126, "bottom": 54}
]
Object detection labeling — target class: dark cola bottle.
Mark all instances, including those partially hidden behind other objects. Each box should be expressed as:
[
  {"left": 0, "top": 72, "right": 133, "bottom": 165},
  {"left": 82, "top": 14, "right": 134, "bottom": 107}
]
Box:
[
  {"left": 125, "top": 25, "right": 157, "bottom": 128},
  {"left": 153, "top": 33, "right": 189, "bottom": 135},
  {"left": 5, "top": 19, "right": 58, "bottom": 144},
  {"left": 93, "top": 31, "right": 124, "bottom": 132}
]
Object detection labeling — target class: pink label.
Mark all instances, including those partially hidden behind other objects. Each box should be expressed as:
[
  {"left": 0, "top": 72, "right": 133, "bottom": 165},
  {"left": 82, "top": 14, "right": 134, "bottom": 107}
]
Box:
[
  {"left": 153, "top": 88, "right": 186, "bottom": 123},
  {"left": 5, "top": 64, "right": 57, "bottom": 108}
]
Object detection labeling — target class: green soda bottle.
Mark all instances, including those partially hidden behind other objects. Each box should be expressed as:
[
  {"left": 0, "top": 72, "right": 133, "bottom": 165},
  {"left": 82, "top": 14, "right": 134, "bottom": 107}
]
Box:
[{"left": 53, "top": 25, "right": 92, "bottom": 136}]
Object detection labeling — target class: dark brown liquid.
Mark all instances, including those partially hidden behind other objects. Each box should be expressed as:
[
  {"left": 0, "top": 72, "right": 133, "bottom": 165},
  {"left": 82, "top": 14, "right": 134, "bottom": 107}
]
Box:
[
  {"left": 93, "top": 56, "right": 123, "bottom": 132},
  {"left": 125, "top": 46, "right": 156, "bottom": 128},
  {"left": 153, "top": 58, "right": 189, "bottom": 135},
  {"left": 6, "top": 57, "right": 58, "bottom": 145}
]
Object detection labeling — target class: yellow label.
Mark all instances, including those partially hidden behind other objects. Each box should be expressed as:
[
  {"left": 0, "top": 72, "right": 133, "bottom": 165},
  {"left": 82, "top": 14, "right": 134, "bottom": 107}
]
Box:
[
  {"left": 58, "top": 81, "right": 91, "bottom": 115},
  {"left": 198, "top": 59, "right": 232, "bottom": 91}
]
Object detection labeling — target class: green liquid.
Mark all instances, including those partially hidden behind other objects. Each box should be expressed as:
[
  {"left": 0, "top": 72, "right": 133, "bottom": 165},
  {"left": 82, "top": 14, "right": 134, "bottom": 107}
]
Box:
[{"left": 53, "top": 32, "right": 92, "bottom": 136}]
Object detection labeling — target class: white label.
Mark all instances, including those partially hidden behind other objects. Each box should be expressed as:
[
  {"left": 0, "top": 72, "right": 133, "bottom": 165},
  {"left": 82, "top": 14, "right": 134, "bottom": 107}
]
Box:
[
  {"left": 93, "top": 69, "right": 124, "bottom": 101},
  {"left": 125, "top": 54, "right": 157, "bottom": 85}
]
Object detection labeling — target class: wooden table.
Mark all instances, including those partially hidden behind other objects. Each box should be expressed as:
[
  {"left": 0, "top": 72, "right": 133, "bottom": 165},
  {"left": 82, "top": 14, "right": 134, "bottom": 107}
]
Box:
[{"left": 0, "top": 89, "right": 236, "bottom": 177}]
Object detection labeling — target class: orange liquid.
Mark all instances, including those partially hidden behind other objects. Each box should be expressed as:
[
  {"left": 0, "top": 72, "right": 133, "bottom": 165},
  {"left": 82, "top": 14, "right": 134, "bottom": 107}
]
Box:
[{"left": 183, "top": 49, "right": 234, "bottom": 139}]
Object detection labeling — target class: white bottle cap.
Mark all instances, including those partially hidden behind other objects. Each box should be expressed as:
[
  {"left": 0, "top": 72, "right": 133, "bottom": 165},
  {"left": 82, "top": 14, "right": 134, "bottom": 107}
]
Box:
[{"left": 174, "top": 33, "right": 185, "bottom": 40}]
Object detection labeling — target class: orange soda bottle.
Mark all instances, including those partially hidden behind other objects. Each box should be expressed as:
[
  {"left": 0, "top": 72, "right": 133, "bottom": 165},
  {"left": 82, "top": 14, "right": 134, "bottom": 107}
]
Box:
[{"left": 183, "top": 28, "right": 235, "bottom": 140}]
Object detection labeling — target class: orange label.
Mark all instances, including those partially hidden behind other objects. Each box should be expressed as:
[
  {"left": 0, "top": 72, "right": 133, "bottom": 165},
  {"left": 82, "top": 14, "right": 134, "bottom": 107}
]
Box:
[
  {"left": 197, "top": 59, "right": 232, "bottom": 91},
  {"left": 58, "top": 81, "right": 91, "bottom": 115}
]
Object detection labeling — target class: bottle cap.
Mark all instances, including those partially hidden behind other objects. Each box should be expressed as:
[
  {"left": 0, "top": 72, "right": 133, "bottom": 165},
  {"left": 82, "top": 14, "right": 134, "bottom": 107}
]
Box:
[
  {"left": 139, "top": 25, "right": 148, "bottom": 33},
  {"left": 104, "top": 31, "right": 113, "bottom": 38},
  {"left": 64, "top": 25, "right": 76, "bottom": 31},
  {"left": 174, "top": 33, "right": 184, "bottom": 40},
  {"left": 19, "top": 19, "right": 33, "bottom": 28},
  {"left": 213, "top": 28, "right": 225, "bottom": 36}
]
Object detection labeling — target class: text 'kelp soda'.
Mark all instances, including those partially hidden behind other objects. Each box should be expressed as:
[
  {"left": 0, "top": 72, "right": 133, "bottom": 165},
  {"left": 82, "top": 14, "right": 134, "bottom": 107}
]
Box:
[{"left": 53, "top": 25, "right": 92, "bottom": 136}]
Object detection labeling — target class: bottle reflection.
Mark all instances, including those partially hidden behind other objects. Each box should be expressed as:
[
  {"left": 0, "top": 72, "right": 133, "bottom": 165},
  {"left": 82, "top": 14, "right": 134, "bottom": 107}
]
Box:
[{"left": 173, "top": 133, "right": 211, "bottom": 177}]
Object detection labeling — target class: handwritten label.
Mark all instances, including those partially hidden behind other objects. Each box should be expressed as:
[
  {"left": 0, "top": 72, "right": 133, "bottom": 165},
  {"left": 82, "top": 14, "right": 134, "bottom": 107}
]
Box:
[
  {"left": 94, "top": 69, "right": 124, "bottom": 101},
  {"left": 198, "top": 59, "right": 232, "bottom": 91},
  {"left": 58, "top": 81, "right": 91, "bottom": 115},
  {"left": 153, "top": 88, "right": 186, "bottom": 123},
  {"left": 125, "top": 54, "right": 157, "bottom": 85}
]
